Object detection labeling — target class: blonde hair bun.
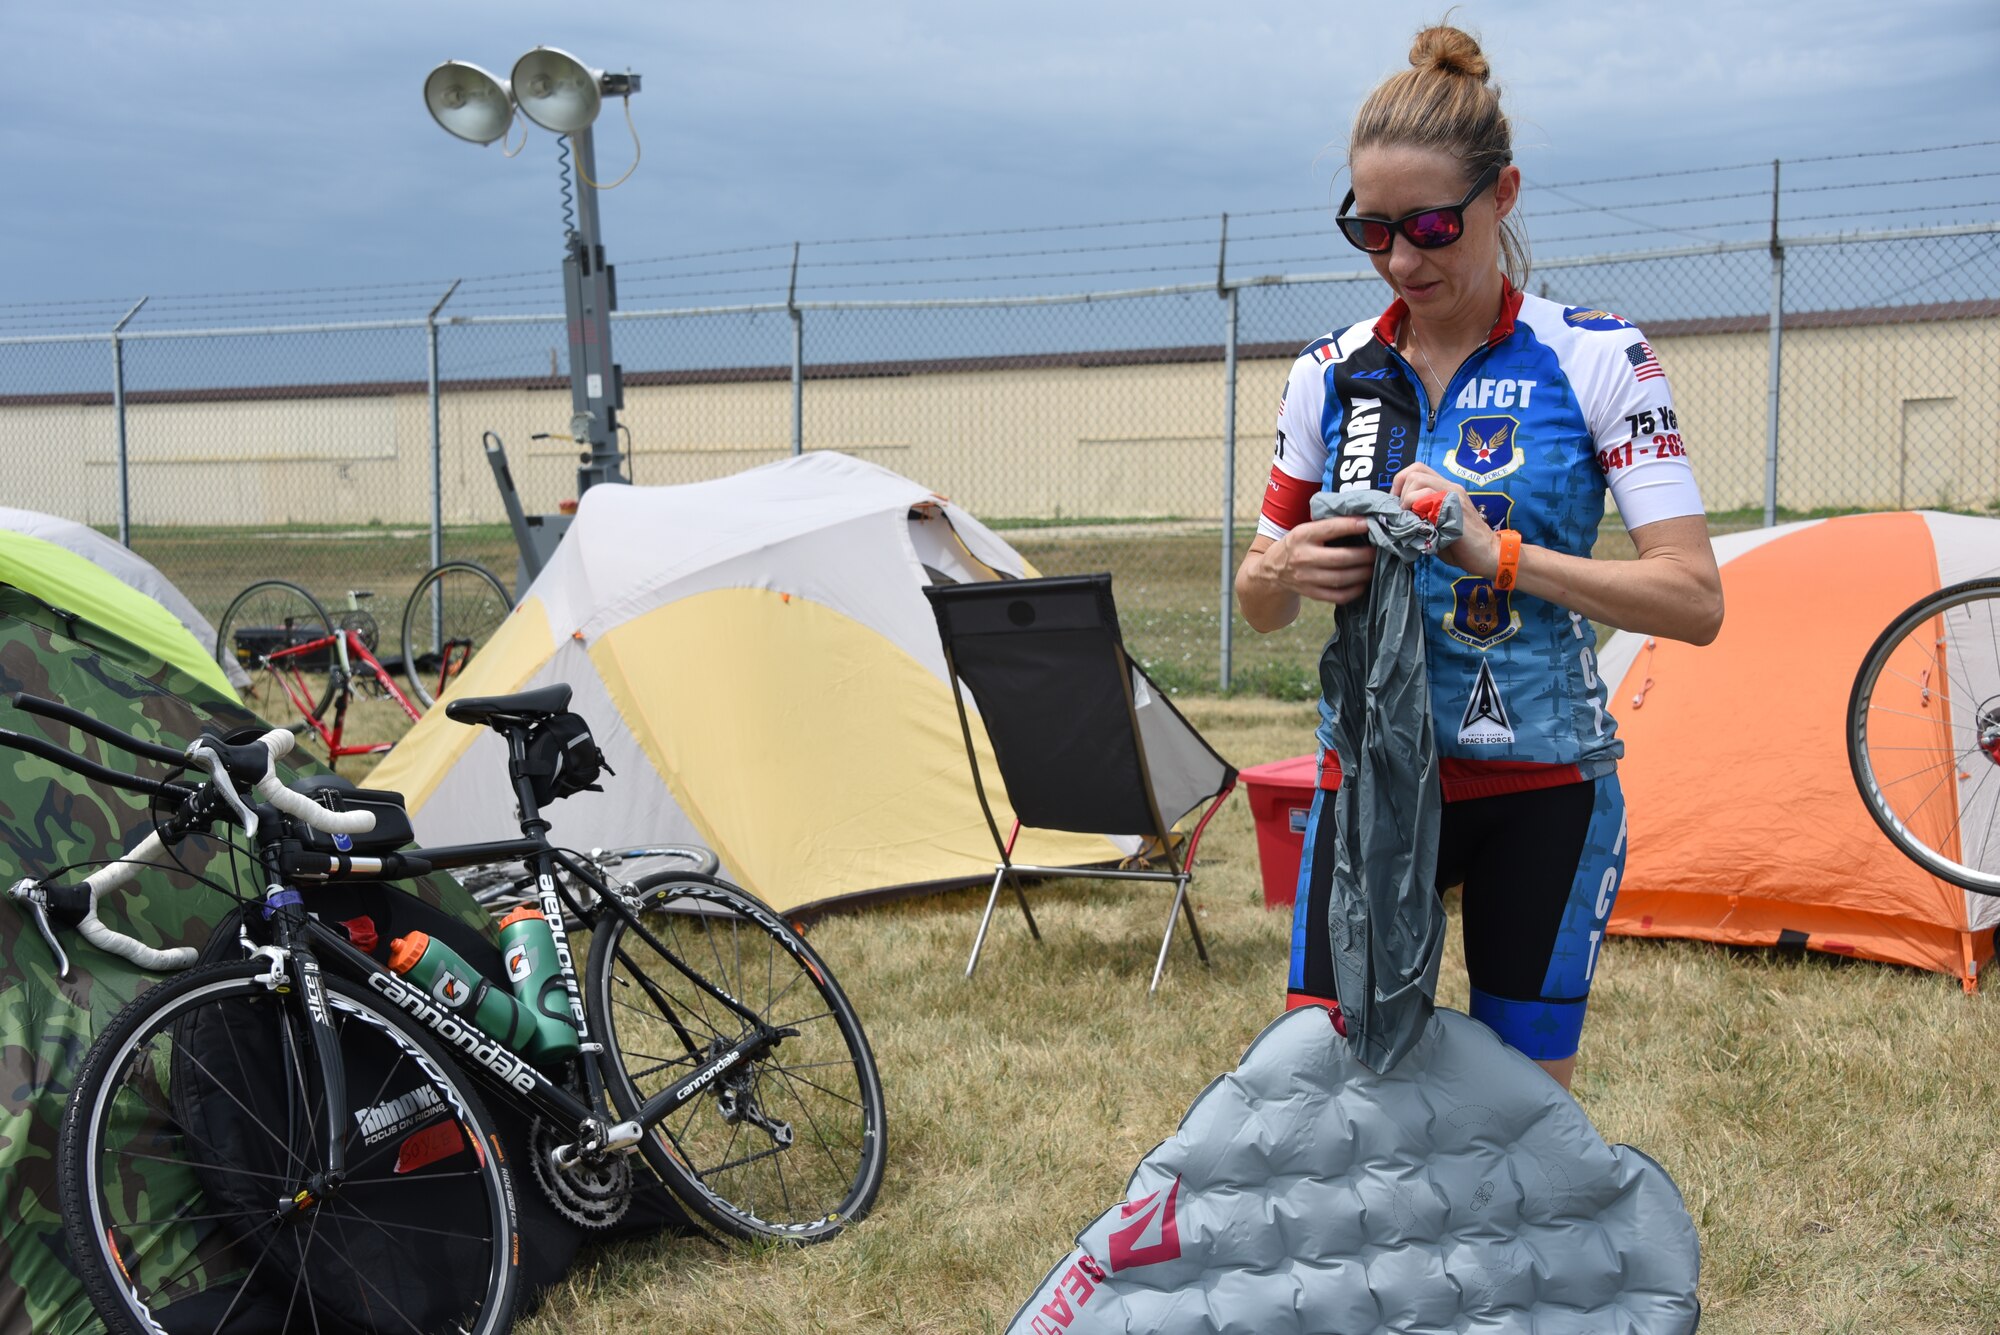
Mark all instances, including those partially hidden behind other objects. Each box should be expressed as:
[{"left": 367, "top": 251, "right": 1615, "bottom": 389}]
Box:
[
  {"left": 1410, "top": 25, "right": 1490, "bottom": 82},
  {"left": 1349, "top": 20, "right": 1524, "bottom": 285}
]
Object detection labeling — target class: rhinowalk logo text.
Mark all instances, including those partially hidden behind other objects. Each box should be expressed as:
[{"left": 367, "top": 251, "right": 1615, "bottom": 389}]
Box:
[
  {"left": 1459, "top": 659, "right": 1516, "bottom": 746},
  {"left": 354, "top": 1085, "right": 445, "bottom": 1146}
]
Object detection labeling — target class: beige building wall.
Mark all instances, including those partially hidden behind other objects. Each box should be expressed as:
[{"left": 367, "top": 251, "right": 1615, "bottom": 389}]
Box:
[{"left": 4, "top": 314, "right": 1993, "bottom": 528}]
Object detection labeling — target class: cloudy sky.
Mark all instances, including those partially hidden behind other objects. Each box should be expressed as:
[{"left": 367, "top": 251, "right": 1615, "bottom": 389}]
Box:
[{"left": 4, "top": 0, "right": 1996, "bottom": 327}]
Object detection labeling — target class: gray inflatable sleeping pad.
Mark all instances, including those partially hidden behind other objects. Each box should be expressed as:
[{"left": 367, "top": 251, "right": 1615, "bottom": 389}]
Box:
[{"left": 1008, "top": 1005, "right": 1700, "bottom": 1335}]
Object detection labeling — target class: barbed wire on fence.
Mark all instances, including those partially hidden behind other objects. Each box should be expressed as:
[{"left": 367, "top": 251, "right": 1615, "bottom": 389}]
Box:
[
  {"left": 4, "top": 218, "right": 1996, "bottom": 694},
  {"left": 9, "top": 139, "right": 1998, "bottom": 329}
]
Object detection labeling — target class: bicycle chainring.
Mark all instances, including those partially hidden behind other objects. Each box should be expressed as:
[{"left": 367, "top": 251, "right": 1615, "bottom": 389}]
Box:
[{"left": 528, "top": 1116, "right": 633, "bottom": 1230}]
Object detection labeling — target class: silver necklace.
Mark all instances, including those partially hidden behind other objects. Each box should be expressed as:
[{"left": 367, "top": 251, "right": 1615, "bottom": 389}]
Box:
[{"left": 1408, "top": 328, "right": 1447, "bottom": 401}]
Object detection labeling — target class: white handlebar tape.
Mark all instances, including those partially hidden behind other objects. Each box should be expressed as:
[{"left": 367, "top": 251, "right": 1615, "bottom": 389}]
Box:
[
  {"left": 71, "top": 728, "right": 376, "bottom": 974},
  {"left": 77, "top": 914, "right": 198, "bottom": 972},
  {"left": 77, "top": 832, "right": 199, "bottom": 972},
  {"left": 80, "top": 830, "right": 174, "bottom": 900},
  {"left": 248, "top": 729, "right": 376, "bottom": 835}
]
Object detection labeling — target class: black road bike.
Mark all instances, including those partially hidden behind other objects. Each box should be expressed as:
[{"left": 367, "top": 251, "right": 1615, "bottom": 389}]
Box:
[{"left": 2, "top": 684, "right": 886, "bottom": 1335}]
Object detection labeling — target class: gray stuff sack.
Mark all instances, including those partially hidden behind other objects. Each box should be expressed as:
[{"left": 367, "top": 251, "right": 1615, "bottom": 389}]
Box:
[{"left": 1308, "top": 487, "right": 1462, "bottom": 1073}]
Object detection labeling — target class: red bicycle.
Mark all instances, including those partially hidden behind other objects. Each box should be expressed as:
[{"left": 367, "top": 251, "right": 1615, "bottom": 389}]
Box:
[{"left": 213, "top": 581, "right": 424, "bottom": 768}]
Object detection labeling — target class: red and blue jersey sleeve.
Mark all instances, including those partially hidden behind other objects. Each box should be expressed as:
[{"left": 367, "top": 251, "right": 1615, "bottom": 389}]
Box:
[{"left": 1256, "top": 338, "right": 1339, "bottom": 541}]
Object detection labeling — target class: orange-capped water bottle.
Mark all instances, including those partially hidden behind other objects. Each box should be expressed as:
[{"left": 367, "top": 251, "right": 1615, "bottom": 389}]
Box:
[
  {"left": 496, "top": 906, "right": 582, "bottom": 1065},
  {"left": 386, "top": 931, "right": 539, "bottom": 1056}
]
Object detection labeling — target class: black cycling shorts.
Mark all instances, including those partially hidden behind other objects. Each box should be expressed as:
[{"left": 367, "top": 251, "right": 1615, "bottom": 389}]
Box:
[{"left": 1286, "top": 775, "right": 1628, "bottom": 1061}]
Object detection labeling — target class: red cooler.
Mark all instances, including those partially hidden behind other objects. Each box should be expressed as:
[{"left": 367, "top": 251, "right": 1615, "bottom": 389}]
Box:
[{"left": 1242, "top": 754, "right": 1339, "bottom": 908}]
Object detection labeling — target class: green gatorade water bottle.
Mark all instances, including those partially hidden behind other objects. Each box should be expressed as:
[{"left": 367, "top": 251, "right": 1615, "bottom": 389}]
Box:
[
  {"left": 387, "top": 931, "right": 539, "bottom": 1056},
  {"left": 496, "top": 906, "right": 582, "bottom": 1065}
]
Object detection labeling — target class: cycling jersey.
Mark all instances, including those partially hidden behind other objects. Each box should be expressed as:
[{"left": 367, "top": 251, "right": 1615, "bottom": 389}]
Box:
[{"left": 1258, "top": 283, "right": 1704, "bottom": 799}]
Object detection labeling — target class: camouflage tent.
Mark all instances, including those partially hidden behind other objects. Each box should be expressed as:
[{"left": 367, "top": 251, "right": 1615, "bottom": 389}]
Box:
[{"left": 0, "top": 583, "right": 495, "bottom": 1335}]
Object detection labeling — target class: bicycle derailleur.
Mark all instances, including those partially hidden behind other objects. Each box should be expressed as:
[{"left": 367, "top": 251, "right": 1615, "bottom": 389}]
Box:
[{"left": 714, "top": 1049, "right": 793, "bottom": 1149}]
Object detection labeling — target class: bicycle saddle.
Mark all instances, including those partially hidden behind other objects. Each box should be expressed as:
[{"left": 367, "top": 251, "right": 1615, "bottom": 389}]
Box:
[{"left": 445, "top": 682, "right": 573, "bottom": 727}]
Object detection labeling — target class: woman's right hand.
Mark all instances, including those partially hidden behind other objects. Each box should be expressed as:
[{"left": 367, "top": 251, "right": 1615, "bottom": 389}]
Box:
[{"left": 1251, "top": 517, "right": 1377, "bottom": 606}]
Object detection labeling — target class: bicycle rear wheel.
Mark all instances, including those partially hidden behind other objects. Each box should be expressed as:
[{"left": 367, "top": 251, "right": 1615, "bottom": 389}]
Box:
[
  {"left": 401, "top": 562, "right": 513, "bottom": 709},
  {"left": 59, "top": 959, "right": 519, "bottom": 1335},
  {"left": 214, "top": 579, "right": 337, "bottom": 724},
  {"left": 585, "top": 872, "right": 886, "bottom": 1243},
  {"left": 1848, "top": 576, "right": 2000, "bottom": 895}
]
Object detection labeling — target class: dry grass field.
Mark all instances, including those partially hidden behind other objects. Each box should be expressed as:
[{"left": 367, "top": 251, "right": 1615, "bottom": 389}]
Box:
[
  {"left": 484, "top": 694, "right": 2000, "bottom": 1335},
  {"left": 180, "top": 508, "right": 1999, "bottom": 1330}
]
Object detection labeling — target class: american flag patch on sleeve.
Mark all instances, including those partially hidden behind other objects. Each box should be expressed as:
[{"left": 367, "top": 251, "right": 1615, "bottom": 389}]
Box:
[{"left": 1625, "top": 341, "right": 1666, "bottom": 382}]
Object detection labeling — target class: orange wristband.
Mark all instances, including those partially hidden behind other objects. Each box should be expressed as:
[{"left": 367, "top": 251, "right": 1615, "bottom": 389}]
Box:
[{"left": 1493, "top": 529, "right": 1522, "bottom": 591}]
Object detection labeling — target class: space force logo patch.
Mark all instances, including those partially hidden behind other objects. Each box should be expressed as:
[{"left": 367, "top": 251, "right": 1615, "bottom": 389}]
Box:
[
  {"left": 1466, "top": 492, "right": 1513, "bottom": 532},
  {"left": 1445, "top": 574, "right": 1521, "bottom": 650},
  {"left": 1458, "top": 658, "right": 1516, "bottom": 746},
  {"left": 1444, "top": 415, "right": 1524, "bottom": 483}
]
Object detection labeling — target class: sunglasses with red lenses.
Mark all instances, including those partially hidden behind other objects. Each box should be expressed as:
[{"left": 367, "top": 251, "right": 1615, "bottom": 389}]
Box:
[{"left": 1336, "top": 163, "right": 1503, "bottom": 254}]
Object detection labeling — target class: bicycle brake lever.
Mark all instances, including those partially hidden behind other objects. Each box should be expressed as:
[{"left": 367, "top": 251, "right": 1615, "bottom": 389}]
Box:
[{"left": 9, "top": 879, "right": 70, "bottom": 979}]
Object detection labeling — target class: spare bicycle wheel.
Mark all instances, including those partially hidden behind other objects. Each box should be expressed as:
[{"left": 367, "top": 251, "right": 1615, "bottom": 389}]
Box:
[
  {"left": 1847, "top": 576, "right": 2000, "bottom": 895},
  {"left": 402, "top": 561, "right": 513, "bottom": 709},
  {"left": 214, "top": 579, "right": 337, "bottom": 724}
]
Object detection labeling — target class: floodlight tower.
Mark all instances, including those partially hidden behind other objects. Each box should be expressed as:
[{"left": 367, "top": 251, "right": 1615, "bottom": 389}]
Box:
[{"left": 424, "top": 49, "right": 640, "bottom": 499}]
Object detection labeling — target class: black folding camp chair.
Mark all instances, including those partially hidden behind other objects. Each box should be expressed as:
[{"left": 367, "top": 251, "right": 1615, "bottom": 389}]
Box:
[{"left": 923, "top": 574, "right": 1238, "bottom": 994}]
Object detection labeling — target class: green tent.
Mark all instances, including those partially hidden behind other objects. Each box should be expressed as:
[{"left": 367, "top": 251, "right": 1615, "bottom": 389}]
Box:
[
  {"left": 0, "top": 583, "right": 493, "bottom": 1335},
  {"left": 0, "top": 529, "right": 236, "bottom": 698}
]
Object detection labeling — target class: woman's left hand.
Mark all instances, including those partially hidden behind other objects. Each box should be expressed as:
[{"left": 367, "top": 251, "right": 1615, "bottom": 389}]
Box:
[
  {"left": 1392, "top": 462, "right": 1500, "bottom": 578},
  {"left": 1392, "top": 470, "right": 1726, "bottom": 646}
]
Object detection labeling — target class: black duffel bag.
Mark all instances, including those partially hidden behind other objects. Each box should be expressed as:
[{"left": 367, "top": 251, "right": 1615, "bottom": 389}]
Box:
[{"left": 162, "top": 849, "right": 694, "bottom": 1329}]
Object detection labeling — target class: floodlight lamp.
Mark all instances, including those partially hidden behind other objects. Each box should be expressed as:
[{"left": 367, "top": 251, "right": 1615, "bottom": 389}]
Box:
[
  {"left": 425, "top": 60, "right": 513, "bottom": 145},
  {"left": 511, "top": 47, "right": 603, "bottom": 134}
]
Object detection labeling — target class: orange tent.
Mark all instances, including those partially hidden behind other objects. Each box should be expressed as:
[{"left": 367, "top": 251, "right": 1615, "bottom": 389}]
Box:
[{"left": 1601, "top": 510, "right": 2000, "bottom": 990}]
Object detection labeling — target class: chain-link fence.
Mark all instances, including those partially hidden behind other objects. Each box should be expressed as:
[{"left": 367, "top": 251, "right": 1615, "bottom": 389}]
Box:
[{"left": 2, "top": 222, "right": 1994, "bottom": 695}]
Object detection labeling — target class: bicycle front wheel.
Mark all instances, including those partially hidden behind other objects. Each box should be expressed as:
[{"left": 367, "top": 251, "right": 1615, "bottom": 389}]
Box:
[
  {"left": 1848, "top": 576, "right": 2000, "bottom": 895},
  {"left": 401, "top": 561, "right": 513, "bottom": 709},
  {"left": 59, "top": 960, "right": 519, "bottom": 1335},
  {"left": 214, "top": 579, "right": 337, "bottom": 724},
  {"left": 586, "top": 872, "right": 887, "bottom": 1243}
]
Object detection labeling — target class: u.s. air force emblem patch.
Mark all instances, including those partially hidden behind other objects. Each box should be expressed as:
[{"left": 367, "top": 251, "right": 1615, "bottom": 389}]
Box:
[
  {"left": 1445, "top": 574, "right": 1521, "bottom": 649},
  {"left": 1444, "top": 414, "right": 1524, "bottom": 483}
]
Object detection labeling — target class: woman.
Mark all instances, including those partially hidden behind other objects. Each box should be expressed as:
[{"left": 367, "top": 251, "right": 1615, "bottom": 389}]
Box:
[{"left": 1234, "top": 23, "right": 1724, "bottom": 1092}]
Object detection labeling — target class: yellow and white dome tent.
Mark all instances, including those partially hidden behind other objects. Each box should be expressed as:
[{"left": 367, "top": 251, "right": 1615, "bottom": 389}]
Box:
[{"left": 370, "top": 452, "right": 1135, "bottom": 913}]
